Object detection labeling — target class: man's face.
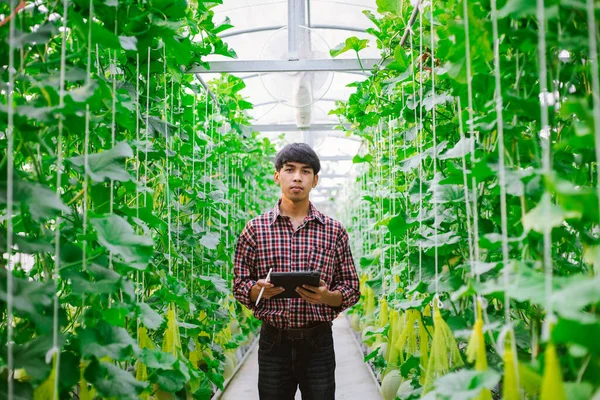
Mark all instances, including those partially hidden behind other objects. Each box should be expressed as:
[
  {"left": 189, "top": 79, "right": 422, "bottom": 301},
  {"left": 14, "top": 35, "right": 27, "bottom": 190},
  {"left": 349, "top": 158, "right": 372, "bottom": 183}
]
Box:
[{"left": 274, "top": 162, "right": 319, "bottom": 203}]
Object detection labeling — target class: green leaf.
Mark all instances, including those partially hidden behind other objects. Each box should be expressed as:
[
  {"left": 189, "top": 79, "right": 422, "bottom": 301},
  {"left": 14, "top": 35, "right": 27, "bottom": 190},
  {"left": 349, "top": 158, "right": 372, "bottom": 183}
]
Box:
[
  {"left": 552, "top": 319, "right": 600, "bottom": 354},
  {"left": 498, "top": 0, "right": 537, "bottom": 19},
  {"left": 80, "top": 322, "right": 138, "bottom": 361},
  {"left": 0, "top": 172, "right": 70, "bottom": 221},
  {"left": 439, "top": 137, "right": 474, "bottom": 160},
  {"left": 376, "top": 0, "right": 400, "bottom": 15},
  {"left": 155, "top": 369, "right": 187, "bottom": 392},
  {"left": 85, "top": 359, "right": 147, "bottom": 399},
  {"left": 352, "top": 154, "right": 374, "bottom": 164},
  {"left": 552, "top": 276, "right": 600, "bottom": 322},
  {"left": 139, "top": 348, "right": 176, "bottom": 369},
  {"left": 138, "top": 302, "right": 164, "bottom": 330},
  {"left": 564, "top": 382, "right": 595, "bottom": 400},
  {"left": 9, "top": 24, "right": 58, "bottom": 47},
  {"left": 523, "top": 193, "right": 580, "bottom": 233},
  {"left": 387, "top": 214, "right": 414, "bottom": 239},
  {"left": 91, "top": 214, "right": 154, "bottom": 268},
  {"left": 0, "top": 269, "right": 55, "bottom": 333},
  {"left": 119, "top": 36, "right": 138, "bottom": 51},
  {"left": 330, "top": 37, "right": 369, "bottom": 58},
  {"left": 393, "top": 46, "right": 409, "bottom": 69},
  {"left": 417, "top": 230, "right": 460, "bottom": 250},
  {"left": 12, "top": 336, "right": 53, "bottom": 382},
  {"left": 200, "top": 232, "right": 221, "bottom": 250},
  {"left": 434, "top": 369, "right": 500, "bottom": 399},
  {"left": 69, "top": 141, "right": 134, "bottom": 184}
]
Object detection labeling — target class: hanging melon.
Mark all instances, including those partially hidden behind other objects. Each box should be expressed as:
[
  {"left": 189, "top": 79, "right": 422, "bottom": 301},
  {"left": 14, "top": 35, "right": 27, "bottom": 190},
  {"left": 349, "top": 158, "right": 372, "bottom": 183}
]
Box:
[
  {"left": 162, "top": 303, "right": 182, "bottom": 357},
  {"left": 381, "top": 369, "right": 402, "bottom": 400},
  {"left": 422, "top": 302, "right": 464, "bottom": 394},
  {"left": 540, "top": 343, "right": 566, "bottom": 400}
]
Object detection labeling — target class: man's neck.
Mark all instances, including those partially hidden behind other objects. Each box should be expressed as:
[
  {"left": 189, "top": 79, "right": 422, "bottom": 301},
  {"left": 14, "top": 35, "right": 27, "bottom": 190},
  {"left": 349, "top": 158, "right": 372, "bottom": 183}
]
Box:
[{"left": 279, "top": 196, "right": 310, "bottom": 219}]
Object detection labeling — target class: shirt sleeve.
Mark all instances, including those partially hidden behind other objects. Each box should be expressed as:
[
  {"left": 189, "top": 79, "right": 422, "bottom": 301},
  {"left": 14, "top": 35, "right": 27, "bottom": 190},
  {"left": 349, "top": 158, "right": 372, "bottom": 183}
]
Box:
[
  {"left": 330, "top": 227, "right": 360, "bottom": 312},
  {"left": 233, "top": 221, "right": 258, "bottom": 310}
]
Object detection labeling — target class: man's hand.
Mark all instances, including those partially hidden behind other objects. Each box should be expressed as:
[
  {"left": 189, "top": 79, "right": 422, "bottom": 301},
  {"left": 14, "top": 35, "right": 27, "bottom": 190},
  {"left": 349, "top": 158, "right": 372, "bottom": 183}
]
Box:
[
  {"left": 296, "top": 279, "right": 340, "bottom": 306},
  {"left": 251, "top": 279, "right": 285, "bottom": 302}
]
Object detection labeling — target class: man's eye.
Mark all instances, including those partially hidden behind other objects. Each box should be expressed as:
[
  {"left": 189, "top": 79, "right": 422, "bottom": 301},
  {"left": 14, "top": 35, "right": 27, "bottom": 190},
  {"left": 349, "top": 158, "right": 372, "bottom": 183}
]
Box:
[
  {"left": 285, "top": 168, "right": 292, "bottom": 172},
  {"left": 303, "top": 170, "right": 310, "bottom": 174}
]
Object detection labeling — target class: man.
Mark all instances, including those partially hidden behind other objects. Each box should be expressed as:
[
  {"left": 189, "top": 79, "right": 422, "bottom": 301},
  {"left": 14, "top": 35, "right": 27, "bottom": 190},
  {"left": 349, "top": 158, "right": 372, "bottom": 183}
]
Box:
[{"left": 233, "top": 143, "right": 360, "bottom": 400}]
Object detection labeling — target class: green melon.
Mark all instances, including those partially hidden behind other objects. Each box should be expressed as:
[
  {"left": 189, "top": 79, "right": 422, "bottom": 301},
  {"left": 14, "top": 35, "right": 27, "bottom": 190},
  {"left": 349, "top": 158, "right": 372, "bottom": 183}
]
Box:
[{"left": 380, "top": 369, "right": 402, "bottom": 400}]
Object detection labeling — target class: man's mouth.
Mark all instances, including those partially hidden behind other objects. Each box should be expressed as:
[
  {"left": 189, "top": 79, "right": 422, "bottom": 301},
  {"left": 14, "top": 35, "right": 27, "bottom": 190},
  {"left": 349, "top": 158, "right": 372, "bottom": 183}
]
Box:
[{"left": 290, "top": 186, "right": 303, "bottom": 191}]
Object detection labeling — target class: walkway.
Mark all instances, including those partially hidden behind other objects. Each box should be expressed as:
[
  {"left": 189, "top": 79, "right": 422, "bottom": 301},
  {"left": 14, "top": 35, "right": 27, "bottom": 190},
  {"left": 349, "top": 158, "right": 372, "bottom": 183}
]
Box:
[{"left": 219, "top": 315, "right": 382, "bottom": 400}]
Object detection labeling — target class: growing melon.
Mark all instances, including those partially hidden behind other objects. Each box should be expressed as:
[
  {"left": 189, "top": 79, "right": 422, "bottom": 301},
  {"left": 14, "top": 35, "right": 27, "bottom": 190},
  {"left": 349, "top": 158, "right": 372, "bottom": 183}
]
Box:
[
  {"left": 230, "top": 319, "right": 241, "bottom": 335},
  {"left": 223, "top": 353, "right": 236, "bottom": 380},
  {"left": 350, "top": 313, "right": 361, "bottom": 331},
  {"left": 380, "top": 369, "right": 402, "bottom": 400},
  {"left": 361, "top": 325, "right": 376, "bottom": 346}
]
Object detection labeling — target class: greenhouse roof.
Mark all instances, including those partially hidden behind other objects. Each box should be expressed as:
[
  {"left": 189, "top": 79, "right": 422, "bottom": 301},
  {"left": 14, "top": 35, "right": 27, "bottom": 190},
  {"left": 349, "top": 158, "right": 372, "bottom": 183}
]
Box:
[{"left": 197, "top": 0, "right": 382, "bottom": 210}]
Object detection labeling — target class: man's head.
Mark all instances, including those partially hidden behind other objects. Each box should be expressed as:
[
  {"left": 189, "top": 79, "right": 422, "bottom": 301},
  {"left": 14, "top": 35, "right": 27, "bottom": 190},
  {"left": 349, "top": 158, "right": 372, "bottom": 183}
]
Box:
[{"left": 274, "top": 143, "right": 320, "bottom": 203}]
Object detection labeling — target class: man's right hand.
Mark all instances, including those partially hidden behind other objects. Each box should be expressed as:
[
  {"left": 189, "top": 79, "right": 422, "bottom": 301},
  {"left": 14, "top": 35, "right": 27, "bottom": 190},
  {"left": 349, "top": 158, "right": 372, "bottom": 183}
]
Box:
[{"left": 251, "top": 279, "right": 285, "bottom": 301}]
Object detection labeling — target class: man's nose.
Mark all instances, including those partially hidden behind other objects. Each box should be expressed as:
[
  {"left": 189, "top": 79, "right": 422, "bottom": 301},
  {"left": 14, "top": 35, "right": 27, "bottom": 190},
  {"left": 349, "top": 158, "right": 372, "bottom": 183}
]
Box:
[{"left": 293, "top": 171, "right": 302, "bottom": 181}]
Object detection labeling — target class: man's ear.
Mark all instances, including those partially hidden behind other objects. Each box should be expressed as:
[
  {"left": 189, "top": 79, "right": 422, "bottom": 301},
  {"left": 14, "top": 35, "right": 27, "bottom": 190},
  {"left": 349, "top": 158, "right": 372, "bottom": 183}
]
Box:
[
  {"left": 313, "top": 174, "right": 318, "bottom": 188},
  {"left": 274, "top": 170, "right": 280, "bottom": 185}
]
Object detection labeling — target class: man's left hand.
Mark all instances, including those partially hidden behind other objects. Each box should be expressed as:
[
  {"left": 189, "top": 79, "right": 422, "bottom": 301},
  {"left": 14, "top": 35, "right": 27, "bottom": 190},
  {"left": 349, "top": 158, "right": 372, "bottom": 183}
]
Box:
[{"left": 296, "top": 280, "right": 330, "bottom": 305}]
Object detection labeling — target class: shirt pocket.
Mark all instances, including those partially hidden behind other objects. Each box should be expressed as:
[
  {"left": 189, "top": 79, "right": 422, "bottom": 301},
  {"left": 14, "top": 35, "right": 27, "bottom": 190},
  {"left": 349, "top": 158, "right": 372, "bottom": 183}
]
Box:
[{"left": 308, "top": 247, "right": 335, "bottom": 283}]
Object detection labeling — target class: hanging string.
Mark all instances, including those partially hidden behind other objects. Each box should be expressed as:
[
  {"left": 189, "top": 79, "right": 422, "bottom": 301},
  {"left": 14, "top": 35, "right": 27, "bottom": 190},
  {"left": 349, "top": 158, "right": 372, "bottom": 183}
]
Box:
[
  {"left": 490, "top": 0, "right": 511, "bottom": 323},
  {"left": 430, "top": 0, "right": 440, "bottom": 295},
  {"left": 52, "top": 0, "right": 69, "bottom": 396},
  {"left": 145, "top": 47, "right": 151, "bottom": 209},
  {"left": 81, "top": 0, "right": 94, "bottom": 328},
  {"left": 457, "top": 98, "right": 474, "bottom": 273},
  {"left": 418, "top": 2, "right": 424, "bottom": 283},
  {"left": 135, "top": 52, "right": 141, "bottom": 333},
  {"left": 6, "top": 0, "right": 17, "bottom": 396},
  {"left": 462, "top": 0, "right": 481, "bottom": 267},
  {"left": 163, "top": 47, "right": 172, "bottom": 276},
  {"left": 409, "top": 20, "right": 418, "bottom": 289},
  {"left": 108, "top": 46, "right": 117, "bottom": 282},
  {"left": 588, "top": 0, "right": 600, "bottom": 219},
  {"left": 536, "top": 0, "right": 554, "bottom": 341},
  {"left": 202, "top": 91, "right": 209, "bottom": 277},
  {"left": 190, "top": 94, "right": 197, "bottom": 292}
]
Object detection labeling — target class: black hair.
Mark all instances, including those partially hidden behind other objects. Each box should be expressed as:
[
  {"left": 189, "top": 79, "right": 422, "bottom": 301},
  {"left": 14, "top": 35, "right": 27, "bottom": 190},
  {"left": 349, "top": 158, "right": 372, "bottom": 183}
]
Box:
[{"left": 274, "top": 143, "right": 321, "bottom": 175}]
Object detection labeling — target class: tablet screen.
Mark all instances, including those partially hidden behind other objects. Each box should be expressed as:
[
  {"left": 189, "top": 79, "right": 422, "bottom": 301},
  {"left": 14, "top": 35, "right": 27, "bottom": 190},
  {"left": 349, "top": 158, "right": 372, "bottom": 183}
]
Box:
[{"left": 269, "top": 271, "right": 321, "bottom": 299}]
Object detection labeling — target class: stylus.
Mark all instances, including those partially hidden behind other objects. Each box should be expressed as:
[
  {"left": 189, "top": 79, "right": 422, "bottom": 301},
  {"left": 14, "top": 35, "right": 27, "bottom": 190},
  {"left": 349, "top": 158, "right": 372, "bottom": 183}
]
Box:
[{"left": 255, "top": 268, "right": 273, "bottom": 306}]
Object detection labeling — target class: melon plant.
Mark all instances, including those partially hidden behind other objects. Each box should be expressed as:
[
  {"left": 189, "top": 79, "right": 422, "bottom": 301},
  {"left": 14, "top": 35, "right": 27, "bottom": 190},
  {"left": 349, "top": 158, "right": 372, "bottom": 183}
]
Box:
[
  {"left": 0, "top": 0, "right": 274, "bottom": 398},
  {"left": 336, "top": 0, "right": 600, "bottom": 397}
]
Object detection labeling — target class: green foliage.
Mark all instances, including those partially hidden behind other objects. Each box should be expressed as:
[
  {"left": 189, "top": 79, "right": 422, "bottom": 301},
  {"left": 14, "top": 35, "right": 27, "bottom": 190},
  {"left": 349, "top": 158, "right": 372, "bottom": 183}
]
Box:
[
  {"left": 339, "top": 0, "right": 600, "bottom": 395},
  {"left": 0, "top": 0, "right": 273, "bottom": 398}
]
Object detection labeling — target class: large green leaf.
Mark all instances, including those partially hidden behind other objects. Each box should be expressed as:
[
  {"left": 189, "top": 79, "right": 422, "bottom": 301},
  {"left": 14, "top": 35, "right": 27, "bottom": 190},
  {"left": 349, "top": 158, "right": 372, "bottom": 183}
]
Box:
[
  {"left": 79, "top": 322, "right": 138, "bottom": 361},
  {"left": 85, "top": 359, "right": 147, "bottom": 399},
  {"left": 330, "top": 37, "right": 369, "bottom": 58},
  {"left": 522, "top": 193, "right": 580, "bottom": 233},
  {"left": 434, "top": 369, "right": 501, "bottom": 399},
  {"left": 376, "top": 0, "right": 400, "bottom": 15},
  {"left": 0, "top": 269, "right": 55, "bottom": 334},
  {"left": 69, "top": 141, "right": 134, "bottom": 183},
  {"left": 91, "top": 214, "right": 154, "bottom": 268},
  {"left": 0, "top": 173, "right": 70, "bottom": 221}
]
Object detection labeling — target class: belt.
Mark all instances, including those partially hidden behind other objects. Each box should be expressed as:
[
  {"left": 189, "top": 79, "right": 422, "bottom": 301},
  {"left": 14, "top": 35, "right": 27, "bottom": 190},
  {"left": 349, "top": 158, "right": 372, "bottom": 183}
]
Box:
[{"left": 262, "top": 321, "right": 332, "bottom": 340}]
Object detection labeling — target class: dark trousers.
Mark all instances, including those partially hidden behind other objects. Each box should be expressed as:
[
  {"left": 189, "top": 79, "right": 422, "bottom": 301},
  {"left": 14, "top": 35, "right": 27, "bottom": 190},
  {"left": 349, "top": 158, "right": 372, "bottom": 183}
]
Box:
[{"left": 257, "top": 322, "right": 336, "bottom": 400}]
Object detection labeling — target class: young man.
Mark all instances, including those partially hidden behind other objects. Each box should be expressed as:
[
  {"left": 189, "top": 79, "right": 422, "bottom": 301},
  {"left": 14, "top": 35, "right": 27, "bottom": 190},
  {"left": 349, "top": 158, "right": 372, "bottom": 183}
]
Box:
[{"left": 233, "top": 143, "right": 360, "bottom": 400}]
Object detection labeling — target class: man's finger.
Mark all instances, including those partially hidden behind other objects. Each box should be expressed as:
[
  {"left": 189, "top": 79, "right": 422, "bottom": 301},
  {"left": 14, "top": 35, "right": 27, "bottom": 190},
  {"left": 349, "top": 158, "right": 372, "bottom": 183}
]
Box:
[
  {"left": 301, "top": 284, "right": 319, "bottom": 292},
  {"left": 296, "top": 287, "right": 318, "bottom": 300}
]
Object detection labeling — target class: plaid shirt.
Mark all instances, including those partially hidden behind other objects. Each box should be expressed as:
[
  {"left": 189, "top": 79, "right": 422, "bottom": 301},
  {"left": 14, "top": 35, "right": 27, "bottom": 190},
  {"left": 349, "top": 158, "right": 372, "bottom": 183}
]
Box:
[{"left": 233, "top": 199, "right": 360, "bottom": 329}]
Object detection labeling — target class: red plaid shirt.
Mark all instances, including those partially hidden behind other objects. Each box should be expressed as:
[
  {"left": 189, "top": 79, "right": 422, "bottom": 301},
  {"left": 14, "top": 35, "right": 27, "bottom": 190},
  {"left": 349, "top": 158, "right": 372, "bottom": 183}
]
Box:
[{"left": 233, "top": 199, "right": 360, "bottom": 329}]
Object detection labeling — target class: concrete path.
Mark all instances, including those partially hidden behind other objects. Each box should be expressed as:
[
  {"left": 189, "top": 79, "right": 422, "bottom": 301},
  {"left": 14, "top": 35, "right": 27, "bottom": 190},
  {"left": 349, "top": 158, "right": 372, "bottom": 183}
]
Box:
[{"left": 219, "top": 315, "right": 382, "bottom": 400}]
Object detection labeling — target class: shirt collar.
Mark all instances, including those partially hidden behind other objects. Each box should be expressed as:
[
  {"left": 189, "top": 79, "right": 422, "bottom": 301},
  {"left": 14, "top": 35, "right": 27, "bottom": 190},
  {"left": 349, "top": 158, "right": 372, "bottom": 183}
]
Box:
[{"left": 270, "top": 198, "right": 325, "bottom": 226}]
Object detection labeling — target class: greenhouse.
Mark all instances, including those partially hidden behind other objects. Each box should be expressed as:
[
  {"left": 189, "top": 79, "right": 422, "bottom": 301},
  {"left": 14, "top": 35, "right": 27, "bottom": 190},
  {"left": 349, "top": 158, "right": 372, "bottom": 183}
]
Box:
[{"left": 1, "top": 0, "right": 599, "bottom": 399}]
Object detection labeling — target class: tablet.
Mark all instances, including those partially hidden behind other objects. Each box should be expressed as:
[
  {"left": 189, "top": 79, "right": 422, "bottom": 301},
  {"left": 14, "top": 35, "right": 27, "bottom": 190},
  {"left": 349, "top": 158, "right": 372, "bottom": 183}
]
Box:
[{"left": 269, "top": 271, "right": 321, "bottom": 299}]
